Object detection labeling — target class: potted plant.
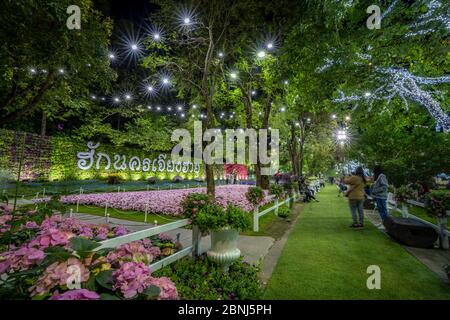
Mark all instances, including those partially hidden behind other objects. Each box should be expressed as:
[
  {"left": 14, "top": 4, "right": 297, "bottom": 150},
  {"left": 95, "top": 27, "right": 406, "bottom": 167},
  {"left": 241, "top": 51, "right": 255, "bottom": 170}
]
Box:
[{"left": 190, "top": 203, "right": 251, "bottom": 271}]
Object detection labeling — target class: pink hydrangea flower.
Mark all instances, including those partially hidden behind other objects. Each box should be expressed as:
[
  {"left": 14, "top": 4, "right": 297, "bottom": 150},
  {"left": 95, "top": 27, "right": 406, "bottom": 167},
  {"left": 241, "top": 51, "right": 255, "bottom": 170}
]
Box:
[
  {"left": 106, "top": 241, "right": 158, "bottom": 265},
  {"left": 158, "top": 233, "right": 173, "bottom": 242},
  {"left": 113, "top": 261, "right": 152, "bottom": 299},
  {"left": 147, "top": 276, "right": 178, "bottom": 300},
  {"left": 29, "top": 228, "right": 71, "bottom": 249},
  {"left": 23, "top": 221, "right": 39, "bottom": 229},
  {"left": 49, "top": 289, "right": 100, "bottom": 300},
  {"left": 30, "top": 258, "right": 90, "bottom": 297},
  {"left": 0, "top": 246, "right": 45, "bottom": 274},
  {"left": 114, "top": 226, "right": 128, "bottom": 236}
]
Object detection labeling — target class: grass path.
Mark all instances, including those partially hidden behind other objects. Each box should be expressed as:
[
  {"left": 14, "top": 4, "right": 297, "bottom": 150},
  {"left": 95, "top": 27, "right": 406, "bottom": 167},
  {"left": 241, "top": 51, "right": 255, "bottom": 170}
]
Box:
[{"left": 264, "top": 185, "right": 450, "bottom": 299}]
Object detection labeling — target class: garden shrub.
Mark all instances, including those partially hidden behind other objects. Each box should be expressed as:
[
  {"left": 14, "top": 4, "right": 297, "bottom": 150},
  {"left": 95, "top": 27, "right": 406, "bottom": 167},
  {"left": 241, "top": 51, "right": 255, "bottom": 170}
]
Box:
[
  {"left": 194, "top": 204, "right": 251, "bottom": 233},
  {"left": 245, "top": 186, "right": 264, "bottom": 206},
  {"left": 154, "top": 255, "right": 263, "bottom": 300},
  {"left": 107, "top": 173, "right": 122, "bottom": 185},
  {"left": 394, "top": 184, "right": 415, "bottom": 203},
  {"left": 269, "top": 184, "right": 283, "bottom": 198},
  {"left": 278, "top": 206, "right": 291, "bottom": 218},
  {"left": 181, "top": 193, "right": 211, "bottom": 220},
  {"left": 425, "top": 191, "right": 450, "bottom": 218}
]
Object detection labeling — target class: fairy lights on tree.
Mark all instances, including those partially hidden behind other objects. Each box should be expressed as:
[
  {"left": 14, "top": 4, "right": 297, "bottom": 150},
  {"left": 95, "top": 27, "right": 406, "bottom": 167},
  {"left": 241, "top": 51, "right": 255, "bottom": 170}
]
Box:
[{"left": 321, "top": 0, "right": 450, "bottom": 132}]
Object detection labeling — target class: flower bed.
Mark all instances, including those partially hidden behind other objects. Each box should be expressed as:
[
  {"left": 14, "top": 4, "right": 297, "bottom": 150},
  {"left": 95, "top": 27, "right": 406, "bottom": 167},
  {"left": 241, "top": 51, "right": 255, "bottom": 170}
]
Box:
[
  {"left": 60, "top": 185, "right": 270, "bottom": 216},
  {"left": 0, "top": 205, "right": 179, "bottom": 300}
]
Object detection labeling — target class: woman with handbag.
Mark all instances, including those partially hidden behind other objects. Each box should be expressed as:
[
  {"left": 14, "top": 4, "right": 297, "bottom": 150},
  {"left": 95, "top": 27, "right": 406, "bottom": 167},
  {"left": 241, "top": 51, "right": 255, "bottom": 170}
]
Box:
[{"left": 344, "top": 166, "right": 366, "bottom": 228}]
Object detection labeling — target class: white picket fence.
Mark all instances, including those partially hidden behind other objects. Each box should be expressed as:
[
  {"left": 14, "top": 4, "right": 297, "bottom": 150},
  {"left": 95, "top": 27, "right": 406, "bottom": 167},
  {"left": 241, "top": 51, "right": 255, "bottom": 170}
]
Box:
[
  {"left": 93, "top": 192, "right": 294, "bottom": 270},
  {"left": 252, "top": 192, "right": 299, "bottom": 232},
  {"left": 94, "top": 218, "right": 201, "bottom": 272}
]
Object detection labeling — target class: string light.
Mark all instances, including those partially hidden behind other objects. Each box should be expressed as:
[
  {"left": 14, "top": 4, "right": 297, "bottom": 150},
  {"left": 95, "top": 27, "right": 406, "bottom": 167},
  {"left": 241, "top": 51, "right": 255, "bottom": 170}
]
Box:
[
  {"left": 257, "top": 50, "right": 266, "bottom": 58},
  {"left": 58, "top": 68, "right": 65, "bottom": 74},
  {"left": 333, "top": 67, "right": 450, "bottom": 132}
]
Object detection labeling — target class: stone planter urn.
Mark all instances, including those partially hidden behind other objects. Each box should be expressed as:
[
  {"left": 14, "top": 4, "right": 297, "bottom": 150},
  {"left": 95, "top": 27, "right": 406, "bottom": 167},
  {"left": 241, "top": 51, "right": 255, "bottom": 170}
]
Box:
[{"left": 207, "top": 227, "right": 240, "bottom": 271}]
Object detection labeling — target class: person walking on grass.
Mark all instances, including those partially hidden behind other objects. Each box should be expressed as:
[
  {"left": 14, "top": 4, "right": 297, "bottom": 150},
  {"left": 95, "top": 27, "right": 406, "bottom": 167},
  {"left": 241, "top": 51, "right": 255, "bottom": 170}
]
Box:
[
  {"left": 344, "top": 166, "right": 366, "bottom": 229},
  {"left": 371, "top": 165, "right": 389, "bottom": 221}
]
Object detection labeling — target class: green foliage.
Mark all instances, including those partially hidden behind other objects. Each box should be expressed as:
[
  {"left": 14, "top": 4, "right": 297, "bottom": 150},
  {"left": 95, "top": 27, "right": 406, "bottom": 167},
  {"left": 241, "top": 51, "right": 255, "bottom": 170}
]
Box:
[
  {"left": 269, "top": 184, "right": 283, "bottom": 198},
  {"left": 181, "top": 193, "right": 211, "bottom": 220},
  {"left": 0, "top": 0, "right": 116, "bottom": 129},
  {"left": 425, "top": 191, "right": 450, "bottom": 219},
  {"left": 193, "top": 204, "right": 251, "bottom": 233},
  {"left": 394, "top": 185, "right": 416, "bottom": 203},
  {"left": 245, "top": 187, "right": 265, "bottom": 205},
  {"left": 154, "top": 255, "right": 263, "bottom": 300},
  {"left": 277, "top": 206, "right": 291, "bottom": 218}
]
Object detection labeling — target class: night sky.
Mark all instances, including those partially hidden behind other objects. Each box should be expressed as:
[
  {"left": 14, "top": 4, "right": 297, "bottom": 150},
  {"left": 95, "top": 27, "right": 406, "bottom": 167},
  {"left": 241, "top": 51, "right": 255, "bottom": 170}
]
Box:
[{"left": 94, "top": 0, "right": 156, "bottom": 23}]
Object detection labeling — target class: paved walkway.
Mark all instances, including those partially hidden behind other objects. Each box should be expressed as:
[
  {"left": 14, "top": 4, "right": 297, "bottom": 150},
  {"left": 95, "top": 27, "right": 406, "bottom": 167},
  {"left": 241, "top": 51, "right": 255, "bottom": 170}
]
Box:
[{"left": 68, "top": 212, "right": 274, "bottom": 265}]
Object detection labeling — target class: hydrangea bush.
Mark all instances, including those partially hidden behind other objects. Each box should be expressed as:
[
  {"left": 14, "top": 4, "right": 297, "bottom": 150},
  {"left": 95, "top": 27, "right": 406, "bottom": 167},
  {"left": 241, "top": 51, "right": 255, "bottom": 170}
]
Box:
[{"left": 0, "top": 205, "right": 178, "bottom": 300}]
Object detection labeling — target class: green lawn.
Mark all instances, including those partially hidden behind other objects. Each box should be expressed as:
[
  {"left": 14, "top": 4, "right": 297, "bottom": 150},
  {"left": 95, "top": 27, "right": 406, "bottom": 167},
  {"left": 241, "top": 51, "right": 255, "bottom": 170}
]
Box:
[
  {"left": 66, "top": 204, "right": 180, "bottom": 226},
  {"left": 264, "top": 185, "right": 450, "bottom": 300}
]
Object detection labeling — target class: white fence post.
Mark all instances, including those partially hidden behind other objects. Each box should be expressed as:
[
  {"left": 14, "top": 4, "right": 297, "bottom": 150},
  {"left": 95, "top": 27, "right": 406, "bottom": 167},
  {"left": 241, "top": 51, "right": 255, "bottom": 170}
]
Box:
[
  {"left": 437, "top": 217, "right": 449, "bottom": 250},
  {"left": 69, "top": 208, "right": 73, "bottom": 218},
  {"left": 401, "top": 204, "right": 409, "bottom": 218},
  {"left": 253, "top": 206, "right": 259, "bottom": 232},
  {"left": 192, "top": 225, "right": 201, "bottom": 256},
  {"left": 275, "top": 200, "right": 279, "bottom": 216},
  {"left": 76, "top": 199, "right": 80, "bottom": 213},
  {"left": 144, "top": 202, "right": 148, "bottom": 223},
  {"left": 104, "top": 203, "right": 108, "bottom": 217}
]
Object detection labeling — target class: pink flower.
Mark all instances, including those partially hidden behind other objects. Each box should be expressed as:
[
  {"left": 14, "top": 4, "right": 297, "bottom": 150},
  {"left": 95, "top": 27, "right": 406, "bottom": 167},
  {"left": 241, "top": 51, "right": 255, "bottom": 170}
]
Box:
[
  {"left": 29, "top": 228, "right": 70, "bottom": 249},
  {"left": 106, "top": 241, "right": 158, "bottom": 265},
  {"left": 24, "top": 221, "right": 39, "bottom": 229},
  {"left": 113, "top": 262, "right": 152, "bottom": 299},
  {"left": 0, "top": 246, "right": 45, "bottom": 274},
  {"left": 60, "top": 185, "right": 270, "bottom": 216},
  {"left": 147, "top": 276, "right": 178, "bottom": 300},
  {"left": 30, "top": 258, "right": 90, "bottom": 297},
  {"left": 159, "top": 233, "right": 173, "bottom": 242},
  {"left": 114, "top": 226, "right": 128, "bottom": 237},
  {"left": 49, "top": 289, "right": 100, "bottom": 300}
]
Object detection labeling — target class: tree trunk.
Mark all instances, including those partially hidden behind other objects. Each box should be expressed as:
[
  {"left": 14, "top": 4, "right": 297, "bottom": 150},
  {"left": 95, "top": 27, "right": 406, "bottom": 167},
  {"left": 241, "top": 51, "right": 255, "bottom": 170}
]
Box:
[
  {"left": 0, "top": 71, "right": 55, "bottom": 125},
  {"left": 40, "top": 111, "right": 47, "bottom": 137},
  {"left": 299, "top": 120, "right": 306, "bottom": 176},
  {"left": 205, "top": 164, "right": 215, "bottom": 198}
]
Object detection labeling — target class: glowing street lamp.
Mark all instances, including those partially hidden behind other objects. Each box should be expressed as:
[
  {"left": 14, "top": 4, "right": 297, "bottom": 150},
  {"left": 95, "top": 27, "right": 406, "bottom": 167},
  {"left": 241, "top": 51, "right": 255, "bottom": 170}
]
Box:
[
  {"left": 131, "top": 44, "right": 138, "bottom": 51},
  {"left": 345, "top": 115, "right": 351, "bottom": 121},
  {"left": 230, "top": 72, "right": 238, "bottom": 80},
  {"left": 267, "top": 42, "right": 274, "bottom": 49}
]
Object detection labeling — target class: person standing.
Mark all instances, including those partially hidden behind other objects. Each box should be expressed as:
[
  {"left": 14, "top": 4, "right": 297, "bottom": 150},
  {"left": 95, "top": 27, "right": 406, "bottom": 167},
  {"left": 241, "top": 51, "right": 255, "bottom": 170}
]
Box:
[
  {"left": 371, "top": 165, "right": 389, "bottom": 221},
  {"left": 344, "top": 167, "right": 366, "bottom": 228}
]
